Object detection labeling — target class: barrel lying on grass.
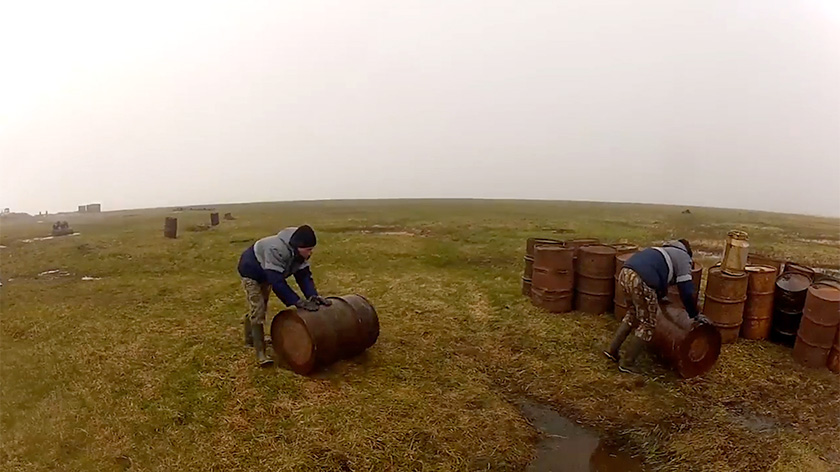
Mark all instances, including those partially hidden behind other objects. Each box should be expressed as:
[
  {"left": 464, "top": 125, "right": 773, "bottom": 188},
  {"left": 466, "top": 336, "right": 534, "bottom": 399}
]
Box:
[
  {"left": 651, "top": 303, "right": 722, "bottom": 378},
  {"left": 270, "top": 294, "right": 379, "bottom": 375}
]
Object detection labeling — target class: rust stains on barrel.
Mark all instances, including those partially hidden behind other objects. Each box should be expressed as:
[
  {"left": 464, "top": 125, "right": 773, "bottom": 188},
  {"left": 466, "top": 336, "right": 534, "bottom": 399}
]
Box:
[
  {"left": 702, "top": 267, "right": 748, "bottom": 343},
  {"left": 527, "top": 237, "right": 563, "bottom": 255},
  {"left": 828, "top": 328, "right": 840, "bottom": 374},
  {"left": 794, "top": 283, "right": 840, "bottom": 368},
  {"left": 164, "top": 217, "right": 178, "bottom": 238},
  {"left": 270, "top": 294, "right": 379, "bottom": 375},
  {"left": 531, "top": 245, "right": 575, "bottom": 313},
  {"left": 523, "top": 238, "right": 563, "bottom": 297},
  {"left": 574, "top": 245, "right": 616, "bottom": 314},
  {"left": 741, "top": 265, "right": 778, "bottom": 340},
  {"left": 747, "top": 253, "right": 783, "bottom": 274},
  {"left": 772, "top": 272, "right": 811, "bottom": 346},
  {"left": 721, "top": 230, "right": 749, "bottom": 276},
  {"left": 610, "top": 243, "right": 639, "bottom": 255},
  {"left": 651, "top": 303, "right": 722, "bottom": 378}
]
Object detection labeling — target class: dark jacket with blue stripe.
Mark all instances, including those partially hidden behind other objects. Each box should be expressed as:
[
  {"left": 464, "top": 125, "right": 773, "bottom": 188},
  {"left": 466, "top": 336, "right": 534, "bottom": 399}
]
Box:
[
  {"left": 624, "top": 240, "right": 698, "bottom": 317},
  {"left": 237, "top": 227, "right": 317, "bottom": 306}
]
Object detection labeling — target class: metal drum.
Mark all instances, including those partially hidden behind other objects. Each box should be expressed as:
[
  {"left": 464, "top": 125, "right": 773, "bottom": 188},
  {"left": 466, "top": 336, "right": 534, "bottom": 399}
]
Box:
[
  {"left": 741, "top": 265, "right": 778, "bottom": 340},
  {"left": 610, "top": 243, "right": 639, "bottom": 255},
  {"left": 164, "top": 217, "right": 178, "bottom": 239},
  {"left": 613, "top": 252, "right": 636, "bottom": 319},
  {"left": 771, "top": 272, "right": 811, "bottom": 346},
  {"left": 667, "top": 261, "right": 703, "bottom": 310},
  {"left": 575, "top": 245, "right": 617, "bottom": 314},
  {"left": 651, "top": 303, "right": 722, "bottom": 378},
  {"left": 794, "top": 283, "right": 840, "bottom": 368},
  {"left": 721, "top": 230, "right": 749, "bottom": 276},
  {"left": 524, "top": 238, "right": 564, "bottom": 297},
  {"left": 783, "top": 261, "right": 815, "bottom": 281},
  {"left": 531, "top": 287, "right": 574, "bottom": 313},
  {"left": 210, "top": 212, "right": 220, "bottom": 226},
  {"left": 270, "top": 294, "right": 379, "bottom": 375},
  {"left": 828, "top": 328, "right": 840, "bottom": 374},
  {"left": 747, "top": 253, "right": 783, "bottom": 274},
  {"left": 702, "top": 267, "right": 748, "bottom": 343},
  {"left": 531, "top": 246, "right": 575, "bottom": 313}
]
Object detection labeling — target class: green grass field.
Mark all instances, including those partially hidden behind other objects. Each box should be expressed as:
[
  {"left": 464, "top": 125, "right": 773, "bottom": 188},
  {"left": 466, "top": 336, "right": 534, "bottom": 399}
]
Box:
[{"left": 1, "top": 200, "right": 839, "bottom": 471}]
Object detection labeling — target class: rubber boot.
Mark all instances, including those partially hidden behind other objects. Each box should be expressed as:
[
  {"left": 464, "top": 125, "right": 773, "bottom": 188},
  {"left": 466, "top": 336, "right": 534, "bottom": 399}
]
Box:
[
  {"left": 251, "top": 324, "right": 273, "bottom": 367},
  {"left": 604, "top": 321, "right": 632, "bottom": 362},
  {"left": 618, "top": 335, "right": 645, "bottom": 374},
  {"left": 243, "top": 315, "right": 253, "bottom": 346}
]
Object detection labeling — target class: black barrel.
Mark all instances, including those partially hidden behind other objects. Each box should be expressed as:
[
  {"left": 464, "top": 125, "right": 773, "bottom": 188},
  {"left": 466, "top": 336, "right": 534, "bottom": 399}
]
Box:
[{"left": 771, "top": 272, "right": 811, "bottom": 346}]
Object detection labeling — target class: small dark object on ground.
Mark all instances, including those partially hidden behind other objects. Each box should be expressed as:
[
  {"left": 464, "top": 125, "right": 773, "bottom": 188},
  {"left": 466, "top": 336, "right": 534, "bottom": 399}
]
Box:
[
  {"left": 224, "top": 212, "right": 235, "bottom": 220},
  {"left": 682, "top": 209, "right": 692, "bottom": 214}
]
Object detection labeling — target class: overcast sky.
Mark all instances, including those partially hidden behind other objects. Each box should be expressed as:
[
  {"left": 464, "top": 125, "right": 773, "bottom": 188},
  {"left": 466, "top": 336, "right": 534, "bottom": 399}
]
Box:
[{"left": 1, "top": 0, "right": 838, "bottom": 217}]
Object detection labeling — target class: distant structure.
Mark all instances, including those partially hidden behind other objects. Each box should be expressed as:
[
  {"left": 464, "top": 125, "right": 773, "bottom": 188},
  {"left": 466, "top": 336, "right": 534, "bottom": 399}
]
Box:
[
  {"left": 78, "top": 203, "right": 102, "bottom": 213},
  {"left": 2, "top": 208, "right": 9, "bottom": 214}
]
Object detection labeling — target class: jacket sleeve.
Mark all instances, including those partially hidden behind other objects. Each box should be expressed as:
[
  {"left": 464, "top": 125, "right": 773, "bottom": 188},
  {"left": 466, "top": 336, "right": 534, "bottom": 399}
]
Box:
[
  {"left": 677, "top": 280, "right": 698, "bottom": 318},
  {"left": 294, "top": 266, "right": 318, "bottom": 299},
  {"left": 265, "top": 269, "right": 301, "bottom": 306}
]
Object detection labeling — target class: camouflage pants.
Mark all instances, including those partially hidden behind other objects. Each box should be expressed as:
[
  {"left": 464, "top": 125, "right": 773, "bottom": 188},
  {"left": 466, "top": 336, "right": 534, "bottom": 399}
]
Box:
[
  {"left": 618, "top": 268, "right": 659, "bottom": 342},
  {"left": 241, "top": 277, "right": 271, "bottom": 325}
]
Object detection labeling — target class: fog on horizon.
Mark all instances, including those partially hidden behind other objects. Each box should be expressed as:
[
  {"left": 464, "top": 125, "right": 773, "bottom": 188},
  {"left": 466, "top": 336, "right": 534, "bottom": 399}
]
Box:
[{"left": 1, "top": 0, "right": 839, "bottom": 217}]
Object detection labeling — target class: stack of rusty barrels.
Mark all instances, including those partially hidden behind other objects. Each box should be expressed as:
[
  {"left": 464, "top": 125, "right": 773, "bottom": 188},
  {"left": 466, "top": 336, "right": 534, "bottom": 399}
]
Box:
[
  {"left": 667, "top": 262, "right": 703, "bottom": 310},
  {"left": 771, "top": 272, "right": 812, "bottom": 346},
  {"left": 740, "top": 265, "right": 778, "bottom": 340},
  {"left": 575, "top": 245, "right": 617, "bottom": 314},
  {"left": 703, "top": 267, "right": 748, "bottom": 343},
  {"left": 613, "top": 249, "right": 639, "bottom": 320},
  {"left": 793, "top": 282, "right": 840, "bottom": 369},
  {"left": 531, "top": 244, "right": 576, "bottom": 313},
  {"left": 523, "top": 238, "right": 563, "bottom": 296}
]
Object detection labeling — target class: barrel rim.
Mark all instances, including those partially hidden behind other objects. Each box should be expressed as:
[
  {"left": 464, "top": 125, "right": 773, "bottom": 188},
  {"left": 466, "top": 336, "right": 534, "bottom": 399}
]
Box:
[{"left": 270, "top": 308, "right": 316, "bottom": 375}]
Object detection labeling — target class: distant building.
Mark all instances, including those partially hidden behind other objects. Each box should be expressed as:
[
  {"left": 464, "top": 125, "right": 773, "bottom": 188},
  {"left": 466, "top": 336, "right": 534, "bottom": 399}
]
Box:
[{"left": 78, "top": 203, "right": 102, "bottom": 213}]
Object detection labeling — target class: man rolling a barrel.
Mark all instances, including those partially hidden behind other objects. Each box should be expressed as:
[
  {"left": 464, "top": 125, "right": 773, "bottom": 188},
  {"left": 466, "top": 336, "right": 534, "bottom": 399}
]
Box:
[
  {"left": 604, "top": 239, "right": 698, "bottom": 373},
  {"left": 237, "top": 225, "right": 331, "bottom": 366}
]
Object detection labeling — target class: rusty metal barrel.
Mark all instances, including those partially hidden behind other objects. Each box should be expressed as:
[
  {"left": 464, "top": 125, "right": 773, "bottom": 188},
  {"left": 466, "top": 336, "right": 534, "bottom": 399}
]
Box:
[
  {"left": 610, "top": 243, "right": 639, "bottom": 255},
  {"left": 702, "top": 267, "right": 748, "bottom": 343},
  {"left": 747, "top": 253, "right": 783, "bottom": 274},
  {"left": 270, "top": 294, "right": 379, "bottom": 375},
  {"left": 828, "top": 328, "right": 840, "bottom": 374},
  {"left": 740, "top": 265, "right": 778, "bottom": 340},
  {"left": 210, "top": 212, "right": 220, "bottom": 226},
  {"left": 771, "top": 272, "right": 811, "bottom": 346},
  {"left": 783, "top": 261, "right": 815, "bottom": 281},
  {"left": 667, "top": 262, "right": 703, "bottom": 310},
  {"left": 163, "top": 217, "right": 178, "bottom": 239},
  {"left": 567, "top": 238, "right": 600, "bottom": 261},
  {"left": 574, "top": 245, "right": 617, "bottom": 314},
  {"left": 651, "top": 303, "right": 722, "bottom": 378},
  {"left": 721, "top": 230, "right": 749, "bottom": 276},
  {"left": 793, "top": 283, "right": 840, "bottom": 368},
  {"left": 613, "top": 252, "right": 637, "bottom": 319},
  {"left": 531, "top": 245, "right": 575, "bottom": 313},
  {"left": 523, "top": 238, "right": 564, "bottom": 297}
]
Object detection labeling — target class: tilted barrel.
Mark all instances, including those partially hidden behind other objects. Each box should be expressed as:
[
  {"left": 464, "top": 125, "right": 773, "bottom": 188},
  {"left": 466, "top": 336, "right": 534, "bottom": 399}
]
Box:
[
  {"left": 771, "top": 272, "right": 811, "bottom": 346},
  {"left": 270, "top": 294, "right": 379, "bottom": 375},
  {"left": 741, "top": 265, "right": 778, "bottom": 340},
  {"left": 702, "top": 267, "right": 748, "bottom": 343},
  {"left": 794, "top": 283, "right": 840, "bottom": 368},
  {"left": 721, "top": 230, "right": 749, "bottom": 276},
  {"left": 575, "top": 245, "right": 617, "bottom": 314},
  {"left": 651, "top": 303, "right": 722, "bottom": 378},
  {"left": 667, "top": 261, "right": 703, "bottom": 310},
  {"left": 531, "top": 245, "right": 575, "bottom": 313}
]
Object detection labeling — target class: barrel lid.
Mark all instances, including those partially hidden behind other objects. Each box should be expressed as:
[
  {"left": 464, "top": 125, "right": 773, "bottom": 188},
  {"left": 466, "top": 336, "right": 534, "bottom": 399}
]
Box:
[
  {"left": 776, "top": 272, "right": 811, "bottom": 291},
  {"left": 616, "top": 252, "right": 634, "bottom": 262},
  {"left": 746, "top": 265, "right": 776, "bottom": 274},
  {"left": 728, "top": 230, "right": 749, "bottom": 240},
  {"left": 581, "top": 244, "right": 617, "bottom": 255},
  {"left": 808, "top": 283, "right": 840, "bottom": 302},
  {"left": 708, "top": 265, "right": 747, "bottom": 279}
]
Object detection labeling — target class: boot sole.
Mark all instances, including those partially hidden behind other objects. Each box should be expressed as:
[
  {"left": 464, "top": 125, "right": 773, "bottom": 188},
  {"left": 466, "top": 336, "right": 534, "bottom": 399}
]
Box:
[{"left": 603, "top": 351, "right": 619, "bottom": 363}]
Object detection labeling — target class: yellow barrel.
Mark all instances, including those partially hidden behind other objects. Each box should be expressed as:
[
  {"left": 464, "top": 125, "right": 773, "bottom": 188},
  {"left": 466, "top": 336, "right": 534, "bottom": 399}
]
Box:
[{"left": 721, "top": 230, "right": 749, "bottom": 276}]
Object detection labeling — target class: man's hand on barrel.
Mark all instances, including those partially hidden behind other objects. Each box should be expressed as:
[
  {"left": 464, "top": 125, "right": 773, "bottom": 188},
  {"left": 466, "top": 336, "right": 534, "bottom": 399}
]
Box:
[
  {"left": 310, "top": 295, "right": 332, "bottom": 307},
  {"left": 295, "top": 298, "right": 320, "bottom": 311}
]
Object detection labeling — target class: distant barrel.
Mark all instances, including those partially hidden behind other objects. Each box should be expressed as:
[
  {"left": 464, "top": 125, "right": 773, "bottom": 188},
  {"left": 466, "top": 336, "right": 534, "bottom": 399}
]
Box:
[
  {"left": 270, "top": 294, "right": 379, "bottom": 375},
  {"left": 574, "top": 245, "right": 617, "bottom": 314},
  {"left": 740, "top": 265, "right": 778, "bottom": 340},
  {"left": 721, "top": 230, "right": 749, "bottom": 276},
  {"left": 164, "top": 217, "right": 178, "bottom": 239},
  {"left": 702, "top": 267, "right": 748, "bottom": 343},
  {"left": 210, "top": 212, "right": 220, "bottom": 226},
  {"left": 223, "top": 212, "right": 235, "bottom": 220},
  {"left": 794, "top": 283, "right": 840, "bottom": 368},
  {"left": 771, "top": 272, "right": 811, "bottom": 346},
  {"left": 613, "top": 252, "right": 637, "bottom": 320},
  {"left": 783, "top": 261, "right": 815, "bottom": 281},
  {"left": 667, "top": 261, "right": 703, "bottom": 310},
  {"left": 651, "top": 303, "right": 722, "bottom": 378},
  {"left": 531, "top": 245, "right": 575, "bottom": 313}
]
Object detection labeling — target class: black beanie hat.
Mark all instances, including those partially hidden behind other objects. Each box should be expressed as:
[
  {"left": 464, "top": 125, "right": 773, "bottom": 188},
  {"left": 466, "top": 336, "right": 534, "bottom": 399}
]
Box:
[{"left": 290, "top": 225, "right": 317, "bottom": 248}]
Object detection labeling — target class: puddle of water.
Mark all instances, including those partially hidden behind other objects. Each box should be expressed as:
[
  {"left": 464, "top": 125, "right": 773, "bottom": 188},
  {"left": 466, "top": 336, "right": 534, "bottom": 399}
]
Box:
[
  {"left": 21, "top": 232, "right": 80, "bottom": 243},
  {"left": 519, "top": 400, "right": 645, "bottom": 472}
]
